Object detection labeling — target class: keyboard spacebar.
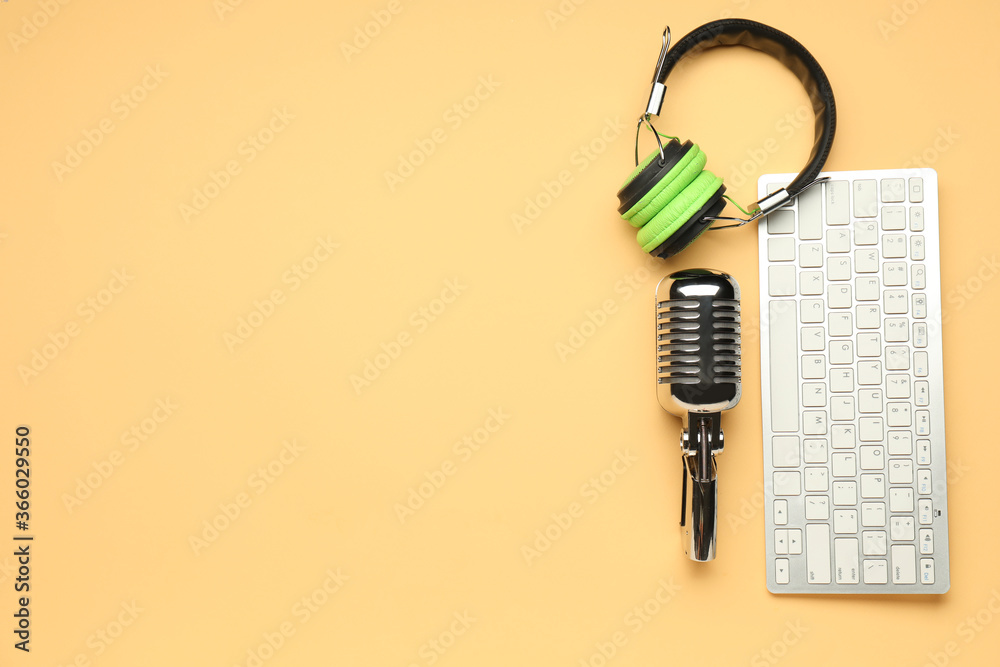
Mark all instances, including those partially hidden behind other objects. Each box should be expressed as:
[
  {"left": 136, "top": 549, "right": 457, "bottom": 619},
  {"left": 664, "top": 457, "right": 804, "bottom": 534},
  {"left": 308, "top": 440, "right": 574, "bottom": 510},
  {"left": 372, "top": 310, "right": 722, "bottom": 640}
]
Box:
[{"left": 768, "top": 300, "right": 799, "bottom": 432}]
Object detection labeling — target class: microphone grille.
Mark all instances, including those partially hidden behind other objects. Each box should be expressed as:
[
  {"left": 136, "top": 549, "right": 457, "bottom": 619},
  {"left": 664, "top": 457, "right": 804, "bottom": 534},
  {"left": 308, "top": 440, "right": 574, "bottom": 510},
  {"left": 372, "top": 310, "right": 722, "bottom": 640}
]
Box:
[{"left": 656, "top": 297, "right": 741, "bottom": 386}]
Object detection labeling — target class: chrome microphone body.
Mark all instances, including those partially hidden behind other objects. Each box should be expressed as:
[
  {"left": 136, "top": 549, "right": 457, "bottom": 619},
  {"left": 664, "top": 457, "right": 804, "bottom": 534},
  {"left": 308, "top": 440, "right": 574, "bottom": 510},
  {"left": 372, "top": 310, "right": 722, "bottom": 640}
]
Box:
[{"left": 655, "top": 269, "right": 741, "bottom": 561}]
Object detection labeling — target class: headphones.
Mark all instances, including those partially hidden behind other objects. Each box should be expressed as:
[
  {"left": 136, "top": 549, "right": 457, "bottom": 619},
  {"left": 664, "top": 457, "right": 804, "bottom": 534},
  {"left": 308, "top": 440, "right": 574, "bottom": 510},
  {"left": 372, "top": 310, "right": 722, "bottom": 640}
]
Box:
[{"left": 617, "top": 19, "right": 836, "bottom": 258}]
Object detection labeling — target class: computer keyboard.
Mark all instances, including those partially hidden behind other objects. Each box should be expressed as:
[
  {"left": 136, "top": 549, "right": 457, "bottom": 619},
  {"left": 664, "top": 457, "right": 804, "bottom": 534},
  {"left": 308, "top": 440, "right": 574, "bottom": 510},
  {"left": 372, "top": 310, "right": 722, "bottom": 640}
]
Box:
[{"left": 757, "top": 168, "right": 949, "bottom": 593}]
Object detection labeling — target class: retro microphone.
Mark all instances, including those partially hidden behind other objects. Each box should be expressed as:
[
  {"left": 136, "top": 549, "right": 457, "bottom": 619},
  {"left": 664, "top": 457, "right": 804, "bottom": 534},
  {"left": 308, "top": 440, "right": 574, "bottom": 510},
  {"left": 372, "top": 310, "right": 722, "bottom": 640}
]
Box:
[{"left": 655, "top": 269, "right": 741, "bottom": 561}]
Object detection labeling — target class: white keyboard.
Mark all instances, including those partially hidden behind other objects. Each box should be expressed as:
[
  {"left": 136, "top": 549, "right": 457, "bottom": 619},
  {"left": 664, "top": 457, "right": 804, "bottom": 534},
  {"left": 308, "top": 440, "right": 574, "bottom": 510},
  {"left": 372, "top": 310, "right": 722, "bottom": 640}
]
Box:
[{"left": 758, "top": 168, "right": 949, "bottom": 593}]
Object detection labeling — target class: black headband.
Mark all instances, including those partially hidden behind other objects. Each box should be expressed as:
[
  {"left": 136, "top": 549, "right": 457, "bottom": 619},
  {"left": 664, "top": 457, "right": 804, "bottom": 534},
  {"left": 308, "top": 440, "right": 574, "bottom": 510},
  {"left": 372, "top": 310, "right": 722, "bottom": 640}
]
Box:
[{"left": 648, "top": 19, "right": 836, "bottom": 210}]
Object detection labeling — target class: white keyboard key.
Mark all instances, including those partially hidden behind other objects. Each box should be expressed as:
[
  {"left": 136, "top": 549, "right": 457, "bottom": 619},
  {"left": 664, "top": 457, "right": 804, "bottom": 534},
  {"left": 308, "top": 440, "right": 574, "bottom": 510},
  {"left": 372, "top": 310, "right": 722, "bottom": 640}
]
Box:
[
  {"left": 800, "top": 299, "right": 825, "bottom": 323},
  {"left": 802, "top": 355, "right": 826, "bottom": 379},
  {"left": 859, "top": 444, "right": 885, "bottom": 469},
  {"left": 886, "top": 346, "right": 910, "bottom": 370},
  {"left": 835, "top": 538, "right": 860, "bottom": 584},
  {"left": 916, "top": 439, "right": 932, "bottom": 465},
  {"left": 774, "top": 529, "right": 789, "bottom": 555},
  {"left": 829, "top": 312, "right": 853, "bottom": 336},
  {"left": 859, "top": 417, "right": 883, "bottom": 442},
  {"left": 864, "top": 559, "right": 889, "bottom": 584},
  {"left": 885, "top": 374, "right": 911, "bottom": 399},
  {"left": 880, "top": 178, "right": 905, "bottom": 203},
  {"left": 862, "top": 507, "right": 886, "bottom": 529},
  {"left": 882, "top": 234, "right": 907, "bottom": 258},
  {"left": 912, "top": 293, "right": 927, "bottom": 318},
  {"left": 775, "top": 558, "right": 790, "bottom": 584},
  {"left": 911, "top": 235, "right": 926, "bottom": 261},
  {"left": 881, "top": 205, "right": 906, "bottom": 229},
  {"left": 857, "top": 333, "right": 881, "bottom": 357},
  {"left": 832, "top": 452, "right": 857, "bottom": 477},
  {"left": 800, "top": 271, "right": 824, "bottom": 295},
  {"left": 803, "top": 411, "right": 828, "bottom": 435},
  {"left": 833, "top": 481, "right": 858, "bottom": 505},
  {"left": 830, "top": 368, "right": 854, "bottom": 393},
  {"left": 801, "top": 327, "right": 825, "bottom": 351},
  {"left": 890, "top": 488, "right": 914, "bottom": 513},
  {"left": 914, "top": 381, "right": 929, "bottom": 406},
  {"left": 856, "top": 304, "right": 881, "bottom": 329},
  {"left": 887, "top": 431, "right": 912, "bottom": 456},
  {"left": 831, "top": 396, "right": 855, "bottom": 421},
  {"left": 919, "top": 529, "right": 934, "bottom": 554},
  {"left": 855, "top": 247, "right": 879, "bottom": 272},
  {"left": 826, "top": 180, "right": 850, "bottom": 224},
  {"left": 858, "top": 361, "right": 882, "bottom": 385},
  {"left": 858, "top": 389, "right": 883, "bottom": 414},
  {"left": 917, "top": 469, "right": 932, "bottom": 494},
  {"left": 769, "top": 265, "right": 797, "bottom": 296},
  {"left": 909, "top": 206, "right": 924, "bottom": 231},
  {"left": 798, "top": 185, "right": 823, "bottom": 240},
  {"left": 773, "top": 471, "right": 801, "bottom": 496},
  {"left": 828, "top": 284, "right": 852, "bottom": 308},
  {"left": 887, "top": 402, "right": 912, "bottom": 427},
  {"left": 767, "top": 209, "right": 795, "bottom": 234},
  {"left": 883, "top": 262, "right": 908, "bottom": 286},
  {"left": 914, "top": 351, "right": 929, "bottom": 377},
  {"left": 891, "top": 517, "right": 915, "bottom": 541},
  {"left": 832, "top": 425, "right": 855, "bottom": 449},
  {"left": 834, "top": 510, "right": 858, "bottom": 534},
  {"left": 799, "top": 243, "right": 824, "bottom": 267},
  {"left": 802, "top": 382, "right": 827, "bottom": 408},
  {"left": 806, "top": 524, "right": 832, "bottom": 584},
  {"left": 828, "top": 256, "right": 852, "bottom": 280},
  {"left": 854, "top": 221, "right": 878, "bottom": 246},
  {"left": 888, "top": 459, "right": 913, "bottom": 484},
  {"left": 774, "top": 499, "right": 788, "bottom": 525},
  {"left": 920, "top": 558, "right": 935, "bottom": 584},
  {"left": 853, "top": 179, "right": 878, "bottom": 217},
  {"left": 885, "top": 318, "right": 908, "bottom": 342},
  {"left": 772, "top": 436, "right": 800, "bottom": 468},
  {"left": 805, "top": 495, "right": 830, "bottom": 520},
  {"left": 830, "top": 340, "right": 853, "bottom": 365},
  {"left": 805, "top": 467, "right": 829, "bottom": 492},
  {"left": 909, "top": 177, "right": 924, "bottom": 203},
  {"left": 861, "top": 528, "right": 889, "bottom": 556},
  {"left": 892, "top": 545, "right": 917, "bottom": 584},
  {"left": 826, "top": 228, "right": 851, "bottom": 253},
  {"left": 913, "top": 323, "right": 928, "bottom": 348},
  {"left": 789, "top": 529, "right": 802, "bottom": 555},
  {"left": 884, "top": 290, "right": 909, "bottom": 314},
  {"left": 861, "top": 473, "right": 885, "bottom": 499},
  {"left": 803, "top": 439, "right": 828, "bottom": 463},
  {"left": 915, "top": 410, "right": 930, "bottom": 435},
  {"left": 768, "top": 237, "right": 796, "bottom": 261},
  {"left": 856, "top": 276, "right": 881, "bottom": 301},
  {"left": 768, "top": 301, "right": 799, "bottom": 433},
  {"left": 911, "top": 265, "right": 927, "bottom": 289},
  {"left": 918, "top": 499, "right": 933, "bottom": 525}
]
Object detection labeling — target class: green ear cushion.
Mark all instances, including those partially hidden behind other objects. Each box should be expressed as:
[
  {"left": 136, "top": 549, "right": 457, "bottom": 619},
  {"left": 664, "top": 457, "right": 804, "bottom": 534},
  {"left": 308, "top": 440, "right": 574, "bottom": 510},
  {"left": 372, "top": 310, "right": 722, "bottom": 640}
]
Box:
[
  {"left": 637, "top": 169, "right": 723, "bottom": 253},
  {"left": 621, "top": 144, "right": 701, "bottom": 228}
]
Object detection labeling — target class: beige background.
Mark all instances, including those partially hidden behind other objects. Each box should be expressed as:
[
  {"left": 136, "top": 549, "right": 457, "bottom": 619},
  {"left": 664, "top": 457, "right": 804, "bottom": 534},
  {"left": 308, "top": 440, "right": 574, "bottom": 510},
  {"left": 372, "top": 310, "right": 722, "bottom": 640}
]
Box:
[{"left": 2, "top": 0, "right": 999, "bottom": 664}]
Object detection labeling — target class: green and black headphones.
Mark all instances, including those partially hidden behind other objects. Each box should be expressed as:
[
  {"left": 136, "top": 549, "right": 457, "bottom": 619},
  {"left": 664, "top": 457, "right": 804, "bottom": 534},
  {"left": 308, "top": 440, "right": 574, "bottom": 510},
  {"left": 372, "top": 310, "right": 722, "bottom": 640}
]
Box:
[{"left": 617, "top": 18, "right": 837, "bottom": 258}]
